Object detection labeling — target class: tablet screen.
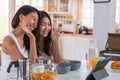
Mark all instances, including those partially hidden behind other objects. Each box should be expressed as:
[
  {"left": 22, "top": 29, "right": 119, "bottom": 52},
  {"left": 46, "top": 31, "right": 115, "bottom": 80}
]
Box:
[{"left": 92, "top": 57, "right": 111, "bottom": 72}]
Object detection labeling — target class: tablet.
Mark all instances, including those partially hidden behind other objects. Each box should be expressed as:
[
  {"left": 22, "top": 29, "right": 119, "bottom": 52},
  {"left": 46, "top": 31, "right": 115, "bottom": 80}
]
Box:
[{"left": 86, "top": 57, "right": 111, "bottom": 80}]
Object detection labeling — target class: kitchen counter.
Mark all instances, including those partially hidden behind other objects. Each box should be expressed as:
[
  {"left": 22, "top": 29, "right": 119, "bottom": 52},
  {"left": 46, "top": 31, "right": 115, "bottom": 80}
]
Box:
[
  {"left": 59, "top": 34, "right": 92, "bottom": 60},
  {"left": 56, "top": 60, "right": 120, "bottom": 80},
  {"left": 61, "top": 33, "right": 92, "bottom": 38}
]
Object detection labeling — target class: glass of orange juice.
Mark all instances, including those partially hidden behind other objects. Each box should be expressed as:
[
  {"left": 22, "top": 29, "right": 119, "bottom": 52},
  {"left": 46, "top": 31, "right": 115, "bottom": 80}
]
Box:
[{"left": 91, "top": 58, "right": 99, "bottom": 69}]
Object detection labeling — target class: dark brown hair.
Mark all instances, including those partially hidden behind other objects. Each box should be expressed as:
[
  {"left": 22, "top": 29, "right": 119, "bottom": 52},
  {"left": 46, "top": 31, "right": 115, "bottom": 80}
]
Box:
[
  {"left": 37, "top": 11, "right": 52, "bottom": 56},
  {"left": 12, "top": 5, "right": 40, "bottom": 50}
]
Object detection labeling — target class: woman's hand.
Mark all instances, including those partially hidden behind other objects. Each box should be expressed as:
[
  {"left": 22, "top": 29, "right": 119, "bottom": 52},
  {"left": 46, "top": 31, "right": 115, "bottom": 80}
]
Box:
[
  {"left": 50, "top": 27, "right": 65, "bottom": 64},
  {"left": 51, "top": 28, "right": 61, "bottom": 43},
  {"left": 19, "top": 23, "right": 35, "bottom": 39}
]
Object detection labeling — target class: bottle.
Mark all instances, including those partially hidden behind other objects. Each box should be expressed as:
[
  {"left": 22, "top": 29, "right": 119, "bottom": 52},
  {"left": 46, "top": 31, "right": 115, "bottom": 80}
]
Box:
[
  {"left": 87, "top": 39, "right": 98, "bottom": 70},
  {"left": 76, "top": 23, "right": 80, "bottom": 34}
]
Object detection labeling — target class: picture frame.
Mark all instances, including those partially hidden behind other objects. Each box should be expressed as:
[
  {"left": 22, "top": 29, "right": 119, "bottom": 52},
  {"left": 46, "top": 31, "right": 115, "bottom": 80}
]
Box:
[{"left": 94, "top": 0, "right": 110, "bottom": 3}]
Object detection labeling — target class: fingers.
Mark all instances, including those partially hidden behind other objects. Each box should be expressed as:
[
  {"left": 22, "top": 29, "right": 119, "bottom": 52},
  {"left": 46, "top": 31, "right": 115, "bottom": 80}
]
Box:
[
  {"left": 19, "top": 23, "right": 25, "bottom": 27},
  {"left": 18, "top": 23, "right": 35, "bottom": 40},
  {"left": 53, "top": 28, "right": 60, "bottom": 35},
  {"left": 19, "top": 23, "right": 29, "bottom": 32},
  {"left": 51, "top": 27, "right": 60, "bottom": 40}
]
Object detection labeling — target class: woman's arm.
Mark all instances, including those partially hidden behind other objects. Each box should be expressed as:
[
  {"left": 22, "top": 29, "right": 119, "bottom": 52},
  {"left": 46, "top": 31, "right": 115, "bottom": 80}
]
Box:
[
  {"left": 2, "top": 36, "right": 24, "bottom": 60},
  {"left": 50, "top": 28, "right": 64, "bottom": 63},
  {"left": 19, "top": 23, "right": 37, "bottom": 65},
  {"left": 50, "top": 40, "right": 64, "bottom": 63},
  {"left": 28, "top": 37, "right": 37, "bottom": 65}
]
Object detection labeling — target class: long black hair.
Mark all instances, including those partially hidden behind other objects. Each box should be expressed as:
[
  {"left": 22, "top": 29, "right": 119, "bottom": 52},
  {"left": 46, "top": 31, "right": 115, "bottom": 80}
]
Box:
[
  {"left": 11, "top": 5, "right": 40, "bottom": 50},
  {"left": 37, "top": 11, "right": 52, "bottom": 56}
]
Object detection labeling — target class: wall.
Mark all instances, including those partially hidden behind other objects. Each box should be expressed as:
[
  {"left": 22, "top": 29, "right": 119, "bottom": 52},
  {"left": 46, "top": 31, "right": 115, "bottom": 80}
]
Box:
[{"left": 93, "top": 0, "right": 116, "bottom": 51}]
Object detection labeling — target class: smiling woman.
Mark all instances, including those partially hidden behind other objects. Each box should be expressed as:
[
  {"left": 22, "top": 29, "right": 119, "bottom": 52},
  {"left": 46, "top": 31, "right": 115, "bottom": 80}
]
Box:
[
  {"left": 0, "top": 5, "right": 40, "bottom": 80},
  {"left": 0, "top": 0, "right": 9, "bottom": 40},
  {"left": 0, "top": 0, "right": 45, "bottom": 40}
]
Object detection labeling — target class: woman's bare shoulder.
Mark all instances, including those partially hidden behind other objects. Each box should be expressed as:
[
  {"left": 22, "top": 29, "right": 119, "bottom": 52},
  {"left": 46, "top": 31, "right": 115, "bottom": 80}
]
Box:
[
  {"left": 2, "top": 36, "right": 15, "bottom": 46},
  {"left": 2, "top": 35, "right": 23, "bottom": 60},
  {"left": 2, "top": 36, "right": 16, "bottom": 54}
]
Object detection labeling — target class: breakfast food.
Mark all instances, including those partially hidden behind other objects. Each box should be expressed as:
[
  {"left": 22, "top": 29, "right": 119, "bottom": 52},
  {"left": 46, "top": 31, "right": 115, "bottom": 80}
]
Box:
[
  {"left": 31, "top": 71, "right": 57, "bottom": 80},
  {"left": 111, "top": 61, "right": 120, "bottom": 70}
]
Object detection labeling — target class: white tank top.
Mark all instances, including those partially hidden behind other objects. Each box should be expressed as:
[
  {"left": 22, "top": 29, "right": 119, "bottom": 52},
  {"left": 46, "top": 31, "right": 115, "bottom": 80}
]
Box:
[{"left": 0, "top": 33, "right": 28, "bottom": 80}]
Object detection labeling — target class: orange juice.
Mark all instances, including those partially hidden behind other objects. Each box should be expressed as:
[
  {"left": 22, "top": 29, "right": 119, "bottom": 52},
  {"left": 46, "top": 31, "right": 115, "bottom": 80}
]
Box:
[
  {"left": 31, "top": 71, "right": 57, "bottom": 80},
  {"left": 91, "top": 58, "right": 99, "bottom": 69}
]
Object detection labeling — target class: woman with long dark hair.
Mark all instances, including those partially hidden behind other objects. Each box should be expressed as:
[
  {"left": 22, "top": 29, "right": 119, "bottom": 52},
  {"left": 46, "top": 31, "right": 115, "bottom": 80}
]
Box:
[
  {"left": 0, "top": 5, "right": 40, "bottom": 79},
  {"left": 37, "top": 11, "right": 64, "bottom": 63}
]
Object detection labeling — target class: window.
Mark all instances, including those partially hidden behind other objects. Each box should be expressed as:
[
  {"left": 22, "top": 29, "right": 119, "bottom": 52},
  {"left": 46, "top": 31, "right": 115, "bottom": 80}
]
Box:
[
  {"left": 115, "top": 0, "right": 120, "bottom": 26},
  {"left": 16, "top": 0, "right": 44, "bottom": 11},
  {"left": 0, "top": 0, "right": 9, "bottom": 40},
  {"left": 78, "top": 0, "right": 93, "bottom": 28},
  {"left": 82, "top": 0, "right": 93, "bottom": 28}
]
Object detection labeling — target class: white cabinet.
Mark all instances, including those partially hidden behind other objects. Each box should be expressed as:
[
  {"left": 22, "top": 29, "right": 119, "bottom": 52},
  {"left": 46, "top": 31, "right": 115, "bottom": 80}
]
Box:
[
  {"left": 60, "top": 36, "right": 75, "bottom": 59},
  {"left": 60, "top": 35, "right": 92, "bottom": 60},
  {"left": 74, "top": 37, "right": 91, "bottom": 60}
]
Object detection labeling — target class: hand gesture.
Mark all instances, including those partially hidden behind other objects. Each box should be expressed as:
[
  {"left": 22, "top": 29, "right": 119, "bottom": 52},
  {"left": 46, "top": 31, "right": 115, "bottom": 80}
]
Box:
[
  {"left": 51, "top": 28, "right": 61, "bottom": 42},
  {"left": 19, "top": 23, "right": 35, "bottom": 39}
]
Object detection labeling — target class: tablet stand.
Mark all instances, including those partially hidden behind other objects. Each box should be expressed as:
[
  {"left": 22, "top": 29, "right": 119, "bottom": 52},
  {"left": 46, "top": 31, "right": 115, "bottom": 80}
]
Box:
[
  {"left": 86, "top": 68, "right": 109, "bottom": 80},
  {"left": 92, "top": 68, "right": 109, "bottom": 80}
]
